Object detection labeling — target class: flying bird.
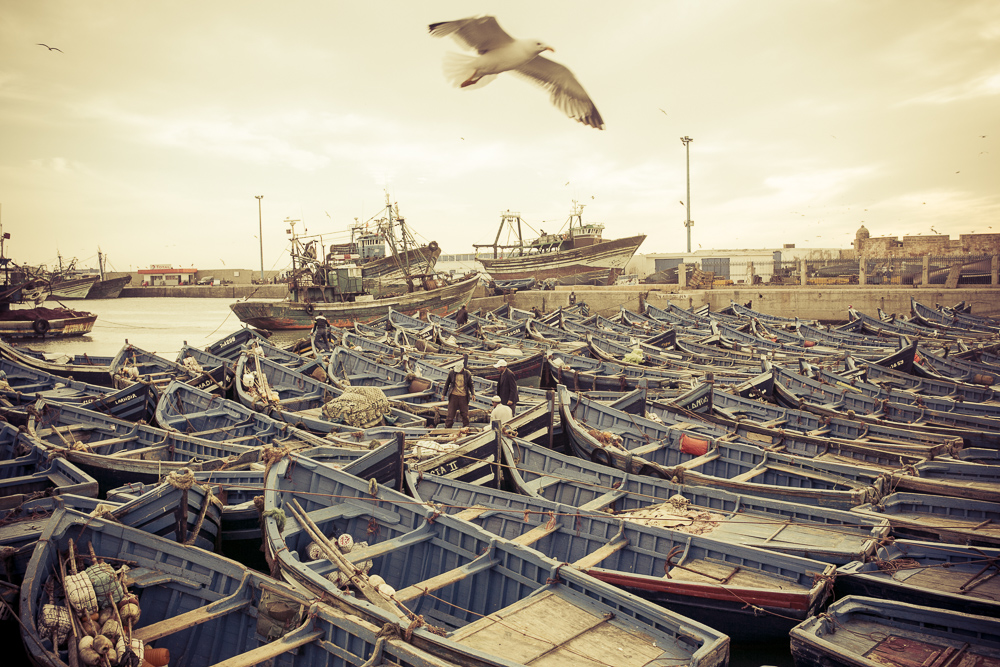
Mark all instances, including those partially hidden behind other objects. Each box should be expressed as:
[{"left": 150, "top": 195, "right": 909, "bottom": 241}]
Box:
[
  {"left": 428, "top": 16, "right": 604, "bottom": 129},
  {"left": 37, "top": 43, "right": 62, "bottom": 52}
]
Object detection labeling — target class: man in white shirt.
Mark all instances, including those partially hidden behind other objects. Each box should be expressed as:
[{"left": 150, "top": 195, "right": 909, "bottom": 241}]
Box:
[{"left": 488, "top": 394, "right": 513, "bottom": 427}]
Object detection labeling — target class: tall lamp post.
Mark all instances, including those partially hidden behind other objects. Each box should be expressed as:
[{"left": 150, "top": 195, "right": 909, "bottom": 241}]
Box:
[
  {"left": 255, "top": 195, "right": 264, "bottom": 282},
  {"left": 680, "top": 136, "right": 693, "bottom": 253}
]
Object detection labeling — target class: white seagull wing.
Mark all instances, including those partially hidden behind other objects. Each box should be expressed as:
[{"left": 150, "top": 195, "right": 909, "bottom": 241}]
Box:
[
  {"left": 513, "top": 55, "right": 604, "bottom": 129},
  {"left": 428, "top": 16, "right": 514, "bottom": 54}
]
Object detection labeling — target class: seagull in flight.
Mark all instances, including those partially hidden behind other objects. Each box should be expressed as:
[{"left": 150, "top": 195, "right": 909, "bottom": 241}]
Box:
[
  {"left": 37, "top": 43, "right": 62, "bottom": 52},
  {"left": 429, "top": 16, "right": 604, "bottom": 129}
]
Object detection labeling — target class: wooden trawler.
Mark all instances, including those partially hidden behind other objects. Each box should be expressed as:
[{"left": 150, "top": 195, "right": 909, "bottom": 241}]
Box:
[
  {"left": 475, "top": 201, "right": 645, "bottom": 286},
  {"left": 230, "top": 211, "right": 476, "bottom": 330}
]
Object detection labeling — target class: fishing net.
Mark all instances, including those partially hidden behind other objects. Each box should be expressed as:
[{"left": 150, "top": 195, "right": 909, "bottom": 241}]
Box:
[
  {"left": 64, "top": 571, "right": 99, "bottom": 614},
  {"left": 86, "top": 562, "right": 125, "bottom": 607},
  {"left": 38, "top": 603, "right": 71, "bottom": 646},
  {"left": 321, "top": 386, "right": 391, "bottom": 428}
]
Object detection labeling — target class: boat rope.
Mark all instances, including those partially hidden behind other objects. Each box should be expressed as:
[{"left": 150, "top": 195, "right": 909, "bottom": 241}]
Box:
[
  {"left": 184, "top": 485, "right": 217, "bottom": 546},
  {"left": 261, "top": 508, "right": 286, "bottom": 532},
  {"left": 165, "top": 468, "right": 196, "bottom": 490}
]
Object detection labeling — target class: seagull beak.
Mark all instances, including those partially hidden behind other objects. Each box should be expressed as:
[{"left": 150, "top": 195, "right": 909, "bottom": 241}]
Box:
[{"left": 544, "top": 46, "right": 555, "bottom": 52}]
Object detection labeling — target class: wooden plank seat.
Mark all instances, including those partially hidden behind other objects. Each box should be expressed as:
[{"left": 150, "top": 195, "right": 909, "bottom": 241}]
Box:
[{"left": 394, "top": 549, "right": 500, "bottom": 604}]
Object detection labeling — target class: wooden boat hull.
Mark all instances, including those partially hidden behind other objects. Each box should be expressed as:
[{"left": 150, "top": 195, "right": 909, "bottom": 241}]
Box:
[
  {"left": 22, "top": 507, "right": 496, "bottom": 667},
  {"left": 406, "top": 470, "right": 834, "bottom": 641},
  {"left": 851, "top": 492, "right": 1000, "bottom": 547},
  {"left": 84, "top": 274, "right": 131, "bottom": 299},
  {"left": 501, "top": 436, "right": 889, "bottom": 565},
  {"left": 0, "top": 339, "right": 113, "bottom": 386},
  {"left": 836, "top": 540, "right": 1000, "bottom": 618},
  {"left": 262, "top": 453, "right": 731, "bottom": 667},
  {"left": 80, "top": 380, "right": 158, "bottom": 423},
  {"left": 790, "top": 596, "right": 1000, "bottom": 667},
  {"left": 26, "top": 399, "right": 260, "bottom": 494},
  {"left": 229, "top": 274, "right": 479, "bottom": 330},
  {"left": 478, "top": 234, "right": 646, "bottom": 285},
  {"left": 0, "top": 308, "right": 96, "bottom": 339},
  {"left": 45, "top": 276, "right": 97, "bottom": 300}
]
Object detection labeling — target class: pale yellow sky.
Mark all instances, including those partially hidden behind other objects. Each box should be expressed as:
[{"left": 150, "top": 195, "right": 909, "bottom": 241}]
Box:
[{"left": 1, "top": 1, "right": 997, "bottom": 274}]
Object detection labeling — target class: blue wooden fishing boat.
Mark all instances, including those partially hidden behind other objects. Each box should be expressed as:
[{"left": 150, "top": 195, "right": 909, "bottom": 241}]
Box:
[
  {"left": 100, "top": 470, "right": 223, "bottom": 551},
  {"left": 202, "top": 326, "right": 271, "bottom": 360},
  {"left": 789, "top": 596, "right": 1000, "bottom": 667},
  {"left": 846, "top": 306, "right": 947, "bottom": 341},
  {"left": 108, "top": 443, "right": 399, "bottom": 546},
  {"left": 850, "top": 352, "right": 999, "bottom": 402},
  {"left": 0, "top": 494, "right": 106, "bottom": 585},
  {"left": 405, "top": 469, "right": 835, "bottom": 640},
  {"left": 911, "top": 296, "right": 999, "bottom": 335},
  {"left": 21, "top": 507, "right": 513, "bottom": 667},
  {"left": 836, "top": 539, "right": 1000, "bottom": 618},
  {"left": 234, "top": 347, "right": 424, "bottom": 432},
  {"left": 771, "top": 363, "right": 1000, "bottom": 450},
  {"left": 651, "top": 384, "right": 955, "bottom": 473},
  {"left": 0, "top": 338, "right": 113, "bottom": 386},
  {"left": 108, "top": 472, "right": 263, "bottom": 544},
  {"left": 685, "top": 382, "right": 966, "bottom": 454},
  {"left": 557, "top": 386, "right": 885, "bottom": 510},
  {"left": 500, "top": 433, "right": 888, "bottom": 564},
  {"left": 261, "top": 451, "right": 731, "bottom": 667},
  {"left": 0, "top": 357, "right": 110, "bottom": 404},
  {"left": 851, "top": 491, "right": 1000, "bottom": 547},
  {"left": 110, "top": 342, "right": 231, "bottom": 397},
  {"left": 154, "top": 379, "right": 332, "bottom": 448},
  {"left": 915, "top": 344, "right": 1000, "bottom": 385},
  {"left": 803, "top": 359, "right": 1000, "bottom": 420},
  {"left": 25, "top": 399, "right": 260, "bottom": 493},
  {"left": 0, "top": 425, "right": 98, "bottom": 507}
]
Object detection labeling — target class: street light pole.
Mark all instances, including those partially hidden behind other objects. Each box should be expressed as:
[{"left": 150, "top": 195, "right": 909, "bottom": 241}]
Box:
[
  {"left": 680, "top": 136, "right": 693, "bottom": 253},
  {"left": 255, "top": 195, "right": 264, "bottom": 282}
]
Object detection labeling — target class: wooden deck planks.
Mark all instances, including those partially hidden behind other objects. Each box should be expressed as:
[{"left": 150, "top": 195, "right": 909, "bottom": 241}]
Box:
[{"left": 451, "top": 589, "right": 669, "bottom": 666}]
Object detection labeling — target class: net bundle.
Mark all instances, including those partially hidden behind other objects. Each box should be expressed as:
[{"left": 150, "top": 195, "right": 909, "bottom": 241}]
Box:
[{"left": 322, "top": 387, "right": 391, "bottom": 428}]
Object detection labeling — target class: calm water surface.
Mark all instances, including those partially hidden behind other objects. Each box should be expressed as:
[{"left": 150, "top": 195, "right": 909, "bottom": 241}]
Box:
[
  {"left": 21, "top": 297, "right": 299, "bottom": 359},
  {"left": 15, "top": 297, "right": 796, "bottom": 667}
]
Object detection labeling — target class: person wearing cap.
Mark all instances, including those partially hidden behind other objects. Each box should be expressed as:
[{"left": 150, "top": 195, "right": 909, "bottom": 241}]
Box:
[
  {"left": 443, "top": 360, "right": 475, "bottom": 428},
  {"left": 488, "top": 393, "right": 513, "bottom": 427},
  {"left": 494, "top": 357, "right": 518, "bottom": 410}
]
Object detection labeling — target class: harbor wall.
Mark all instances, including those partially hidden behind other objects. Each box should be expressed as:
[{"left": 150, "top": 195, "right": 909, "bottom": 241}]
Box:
[
  {"left": 120, "top": 285, "right": 287, "bottom": 299},
  {"left": 494, "top": 285, "right": 1000, "bottom": 323},
  {"left": 119, "top": 283, "right": 997, "bottom": 323}
]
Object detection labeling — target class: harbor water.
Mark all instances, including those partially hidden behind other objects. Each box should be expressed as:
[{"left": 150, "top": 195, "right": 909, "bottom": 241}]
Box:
[
  {"left": 20, "top": 297, "right": 297, "bottom": 359},
  {"left": 10, "top": 297, "right": 794, "bottom": 667}
]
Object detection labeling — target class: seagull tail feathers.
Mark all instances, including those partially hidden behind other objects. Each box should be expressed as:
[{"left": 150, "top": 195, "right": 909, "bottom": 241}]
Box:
[{"left": 442, "top": 52, "right": 495, "bottom": 89}]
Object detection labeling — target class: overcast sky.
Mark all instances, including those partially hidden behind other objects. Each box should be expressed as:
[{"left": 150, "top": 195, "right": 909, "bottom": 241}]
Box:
[{"left": 2, "top": 1, "right": 998, "bottom": 275}]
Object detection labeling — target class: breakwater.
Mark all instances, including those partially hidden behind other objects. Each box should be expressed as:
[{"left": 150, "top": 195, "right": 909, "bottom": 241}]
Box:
[{"left": 119, "top": 284, "right": 997, "bottom": 323}]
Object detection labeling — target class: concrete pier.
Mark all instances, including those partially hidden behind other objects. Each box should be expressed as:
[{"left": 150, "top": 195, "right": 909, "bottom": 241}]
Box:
[
  {"left": 120, "top": 283, "right": 997, "bottom": 323},
  {"left": 487, "top": 285, "right": 1000, "bottom": 322}
]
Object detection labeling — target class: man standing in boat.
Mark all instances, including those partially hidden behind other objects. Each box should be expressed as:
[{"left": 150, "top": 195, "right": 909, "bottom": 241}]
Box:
[
  {"left": 311, "top": 315, "right": 333, "bottom": 351},
  {"left": 494, "top": 358, "right": 518, "bottom": 411},
  {"left": 455, "top": 304, "right": 469, "bottom": 326},
  {"left": 443, "top": 359, "right": 475, "bottom": 428}
]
